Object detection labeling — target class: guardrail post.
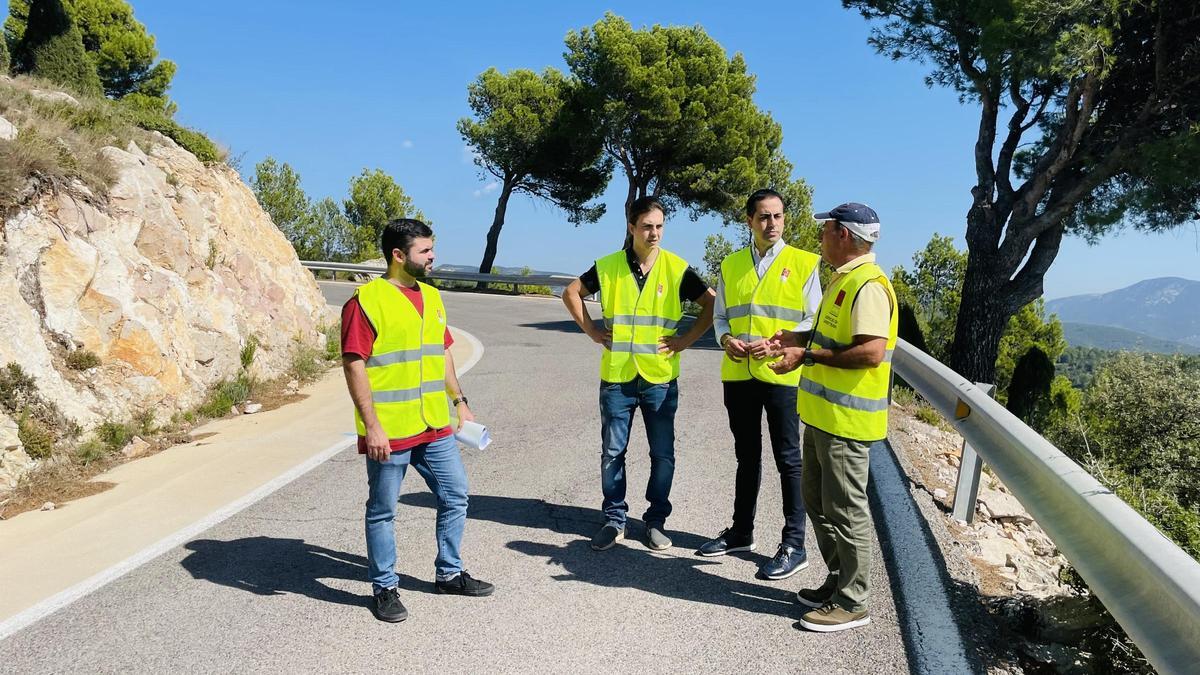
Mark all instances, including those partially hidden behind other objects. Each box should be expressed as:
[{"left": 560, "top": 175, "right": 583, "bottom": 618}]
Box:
[{"left": 951, "top": 382, "right": 995, "bottom": 523}]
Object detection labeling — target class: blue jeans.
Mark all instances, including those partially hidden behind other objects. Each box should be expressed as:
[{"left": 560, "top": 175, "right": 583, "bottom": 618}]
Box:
[
  {"left": 599, "top": 377, "right": 679, "bottom": 529},
  {"left": 365, "top": 433, "right": 468, "bottom": 593}
]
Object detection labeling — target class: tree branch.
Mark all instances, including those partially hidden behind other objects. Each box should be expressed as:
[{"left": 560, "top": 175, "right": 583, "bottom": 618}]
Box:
[{"left": 1004, "top": 225, "right": 1064, "bottom": 310}]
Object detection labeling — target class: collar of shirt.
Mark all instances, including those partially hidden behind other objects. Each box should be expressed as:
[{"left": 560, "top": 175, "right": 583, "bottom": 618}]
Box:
[
  {"left": 750, "top": 239, "right": 786, "bottom": 278},
  {"left": 833, "top": 252, "right": 877, "bottom": 279}
]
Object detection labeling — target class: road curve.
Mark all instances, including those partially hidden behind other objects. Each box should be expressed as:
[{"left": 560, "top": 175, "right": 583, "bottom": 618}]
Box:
[{"left": 0, "top": 289, "right": 932, "bottom": 672}]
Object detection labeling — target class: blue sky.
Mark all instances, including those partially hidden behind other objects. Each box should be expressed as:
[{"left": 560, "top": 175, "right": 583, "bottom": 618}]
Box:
[{"left": 19, "top": 1, "right": 1199, "bottom": 298}]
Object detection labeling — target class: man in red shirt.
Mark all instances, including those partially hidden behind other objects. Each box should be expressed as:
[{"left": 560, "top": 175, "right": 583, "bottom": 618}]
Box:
[{"left": 341, "top": 218, "right": 493, "bottom": 623}]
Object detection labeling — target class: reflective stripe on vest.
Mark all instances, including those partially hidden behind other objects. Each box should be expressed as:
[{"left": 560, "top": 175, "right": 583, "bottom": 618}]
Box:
[
  {"left": 719, "top": 245, "right": 821, "bottom": 385},
  {"left": 797, "top": 261, "right": 898, "bottom": 441},
  {"left": 597, "top": 249, "right": 687, "bottom": 384},
  {"left": 353, "top": 277, "right": 451, "bottom": 440}
]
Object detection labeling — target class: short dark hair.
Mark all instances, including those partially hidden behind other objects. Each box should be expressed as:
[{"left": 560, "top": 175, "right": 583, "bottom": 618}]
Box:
[
  {"left": 380, "top": 218, "right": 433, "bottom": 265},
  {"left": 627, "top": 196, "right": 666, "bottom": 225},
  {"left": 744, "top": 189, "right": 786, "bottom": 218}
]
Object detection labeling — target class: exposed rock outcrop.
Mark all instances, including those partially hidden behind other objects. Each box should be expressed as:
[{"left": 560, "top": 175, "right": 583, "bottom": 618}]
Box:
[{"left": 1, "top": 128, "right": 330, "bottom": 449}]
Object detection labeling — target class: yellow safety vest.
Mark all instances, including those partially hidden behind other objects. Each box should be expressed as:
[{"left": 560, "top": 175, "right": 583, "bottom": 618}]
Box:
[
  {"left": 798, "top": 261, "right": 898, "bottom": 442},
  {"left": 719, "top": 244, "right": 821, "bottom": 385},
  {"left": 597, "top": 249, "right": 687, "bottom": 384},
  {"left": 353, "top": 277, "right": 451, "bottom": 439}
]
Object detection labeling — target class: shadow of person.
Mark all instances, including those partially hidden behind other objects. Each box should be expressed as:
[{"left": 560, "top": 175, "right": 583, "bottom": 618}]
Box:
[
  {"left": 507, "top": 538, "right": 797, "bottom": 619},
  {"left": 398, "top": 492, "right": 791, "bottom": 618},
  {"left": 180, "top": 537, "right": 435, "bottom": 608}
]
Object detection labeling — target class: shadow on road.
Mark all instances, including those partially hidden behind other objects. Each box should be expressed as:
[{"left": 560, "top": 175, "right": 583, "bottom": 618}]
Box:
[
  {"left": 180, "top": 537, "right": 434, "bottom": 607},
  {"left": 400, "top": 492, "right": 797, "bottom": 619}
]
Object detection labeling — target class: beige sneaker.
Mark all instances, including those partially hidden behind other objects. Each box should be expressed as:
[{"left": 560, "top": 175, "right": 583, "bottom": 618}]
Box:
[{"left": 799, "top": 603, "right": 871, "bottom": 632}]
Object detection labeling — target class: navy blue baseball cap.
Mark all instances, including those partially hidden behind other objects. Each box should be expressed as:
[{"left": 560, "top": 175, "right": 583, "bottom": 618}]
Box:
[{"left": 813, "top": 202, "right": 881, "bottom": 242}]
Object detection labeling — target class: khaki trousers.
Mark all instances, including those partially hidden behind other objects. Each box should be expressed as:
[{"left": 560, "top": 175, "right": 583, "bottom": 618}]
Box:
[{"left": 801, "top": 424, "right": 873, "bottom": 612}]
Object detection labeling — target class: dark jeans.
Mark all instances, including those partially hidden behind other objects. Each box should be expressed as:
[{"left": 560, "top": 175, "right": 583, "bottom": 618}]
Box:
[
  {"left": 599, "top": 377, "right": 679, "bottom": 529},
  {"left": 723, "top": 379, "right": 806, "bottom": 549}
]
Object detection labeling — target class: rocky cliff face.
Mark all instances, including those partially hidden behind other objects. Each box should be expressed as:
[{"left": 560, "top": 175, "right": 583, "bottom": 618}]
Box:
[{"left": 1, "top": 118, "right": 330, "bottom": 489}]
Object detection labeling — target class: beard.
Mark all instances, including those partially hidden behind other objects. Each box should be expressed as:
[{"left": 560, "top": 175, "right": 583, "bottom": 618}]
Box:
[{"left": 403, "top": 259, "right": 429, "bottom": 279}]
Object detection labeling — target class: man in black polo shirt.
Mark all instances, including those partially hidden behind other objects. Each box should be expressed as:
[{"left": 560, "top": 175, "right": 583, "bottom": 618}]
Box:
[{"left": 562, "top": 197, "right": 714, "bottom": 552}]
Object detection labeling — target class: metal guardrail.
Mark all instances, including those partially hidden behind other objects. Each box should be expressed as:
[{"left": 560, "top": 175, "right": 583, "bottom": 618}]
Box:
[
  {"left": 303, "top": 259, "right": 1199, "bottom": 671},
  {"left": 300, "top": 260, "right": 576, "bottom": 287},
  {"left": 893, "top": 338, "right": 1200, "bottom": 674}
]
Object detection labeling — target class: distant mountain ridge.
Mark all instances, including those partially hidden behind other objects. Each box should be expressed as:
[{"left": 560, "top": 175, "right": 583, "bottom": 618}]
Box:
[
  {"left": 1061, "top": 322, "right": 1200, "bottom": 354},
  {"left": 1047, "top": 277, "right": 1200, "bottom": 348}
]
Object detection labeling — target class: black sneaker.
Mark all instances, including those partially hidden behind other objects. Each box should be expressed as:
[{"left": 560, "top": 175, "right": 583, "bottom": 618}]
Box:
[
  {"left": 696, "top": 527, "right": 756, "bottom": 557},
  {"left": 372, "top": 586, "right": 408, "bottom": 622},
  {"left": 435, "top": 571, "right": 495, "bottom": 597},
  {"left": 590, "top": 523, "right": 624, "bottom": 551},
  {"left": 757, "top": 544, "right": 809, "bottom": 580}
]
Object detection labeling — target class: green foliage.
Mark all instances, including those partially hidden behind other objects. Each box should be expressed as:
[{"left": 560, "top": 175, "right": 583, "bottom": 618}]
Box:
[
  {"left": 250, "top": 158, "right": 354, "bottom": 261},
  {"left": 890, "top": 233, "right": 965, "bottom": 363},
  {"left": 6, "top": 0, "right": 176, "bottom": 105},
  {"left": 1053, "top": 352, "right": 1200, "bottom": 511},
  {"left": 343, "top": 168, "right": 427, "bottom": 261},
  {"left": 17, "top": 412, "right": 55, "bottom": 458},
  {"left": 0, "top": 362, "right": 75, "bottom": 443},
  {"left": 205, "top": 240, "right": 219, "bottom": 269},
  {"left": 75, "top": 437, "right": 105, "bottom": 464},
  {"left": 239, "top": 334, "right": 259, "bottom": 370},
  {"left": 914, "top": 403, "right": 943, "bottom": 428},
  {"left": 565, "top": 13, "right": 785, "bottom": 221},
  {"left": 846, "top": 0, "right": 1200, "bottom": 385},
  {"left": 701, "top": 232, "right": 735, "bottom": 287},
  {"left": 1056, "top": 345, "right": 1117, "bottom": 388},
  {"left": 321, "top": 323, "right": 340, "bottom": 361},
  {"left": 891, "top": 233, "right": 1065, "bottom": 395},
  {"left": 65, "top": 349, "right": 100, "bottom": 370},
  {"left": 0, "top": 30, "right": 10, "bottom": 74},
  {"left": 289, "top": 339, "right": 324, "bottom": 383},
  {"left": 994, "top": 299, "right": 1066, "bottom": 399},
  {"left": 458, "top": 67, "right": 610, "bottom": 231},
  {"left": 95, "top": 419, "right": 132, "bottom": 452},
  {"left": 120, "top": 99, "right": 220, "bottom": 162},
  {"left": 517, "top": 266, "right": 553, "bottom": 295},
  {"left": 14, "top": 0, "right": 102, "bottom": 97},
  {"left": 1006, "top": 346, "right": 1054, "bottom": 423},
  {"left": 197, "top": 373, "right": 255, "bottom": 419}
]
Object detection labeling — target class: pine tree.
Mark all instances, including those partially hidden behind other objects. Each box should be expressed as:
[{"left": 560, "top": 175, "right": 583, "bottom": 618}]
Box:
[{"left": 14, "top": 0, "right": 102, "bottom": 96}]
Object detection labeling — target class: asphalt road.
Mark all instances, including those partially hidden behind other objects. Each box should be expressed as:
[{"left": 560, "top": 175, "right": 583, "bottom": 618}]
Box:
[{"left": 0, "top": 286, "right": 937, "bottom": 673}]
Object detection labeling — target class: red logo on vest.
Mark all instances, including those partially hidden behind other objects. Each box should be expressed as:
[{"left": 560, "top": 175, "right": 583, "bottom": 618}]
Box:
[
  {"left": 657, "top": 283, "right": 664, "bottom": 296},
  {"left": 834, "top": 290, "right": 846, "bottom": 306},
  {"left": 781, "top": 267, "right": 791, "bottom": 282}
]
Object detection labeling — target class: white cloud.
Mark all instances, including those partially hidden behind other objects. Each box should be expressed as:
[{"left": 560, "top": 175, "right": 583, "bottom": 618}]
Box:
[
  {"left": 401, "top": 139, "right": 414, "bottom": 149},
  {"left": 472, "top": 181, "right": 500, "bottom": 198}
]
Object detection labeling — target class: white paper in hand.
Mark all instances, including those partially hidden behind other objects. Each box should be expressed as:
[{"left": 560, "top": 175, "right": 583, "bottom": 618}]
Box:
[{"left": 454, "top": 420, "right": 491, "bottom": 450}]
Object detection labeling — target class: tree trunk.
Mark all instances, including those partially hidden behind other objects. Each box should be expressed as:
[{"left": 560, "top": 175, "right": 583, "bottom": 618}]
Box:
[
  {"left": 476, "top": 179, "right": 514, "bottom": 289},
  {"left": 949, "top": 247, "right": 1015, "bottom": 384},
  {"left": 621, "top": 176, "right": 652, "bottom": 250}
]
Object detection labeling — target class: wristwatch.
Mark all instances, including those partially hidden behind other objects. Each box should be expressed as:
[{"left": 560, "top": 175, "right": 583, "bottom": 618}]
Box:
[
  {"left": 452, "top": 396, "right": 469, "bottom": 407},
  {"left": 720, "top": 333, "right": 733, "bottom": 349},
  {"left": 802, "top": 353, "right": 816, "bottom": 367}
]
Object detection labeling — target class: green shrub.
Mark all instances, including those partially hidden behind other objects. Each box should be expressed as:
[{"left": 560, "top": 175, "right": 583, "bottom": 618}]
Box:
[
  {"left": 14, "top": 0, "right": 103, "bottom": 97},
  {"left": 0, "top": 362, "right": 38, "bottom": 412},
  {"left": 96, "top": 420, "right": 133, "bottom": 452},
  {"left": 0, "top": 33, "right": 10, "bottom": 75},
  {"left": 197, "top": 373, "right": 255, "bottom": 418},
  {"left": 891, "top": 386, "right": 917, "bottom": 408},
  {"left": 290, "top": 341, "right": 324, "bottom": 382},
  {"left": 914, "top": 403, "right": 943, "bottom": 427},
  {"left": 120, "top": 100, "right": 222, "bottom": 163},
  {"left": 133, "top": 409, "right": 155, "bottom": 436},
  {"left": 240, "top": 334, "right": 259, "bottom": 370},
  {"left": 76, "top": 437, "right": 106, "bottom": 464},
  {"left": 321, "top": 323, "right": 341, "bottom": 361},
  {"left": 17, "top": 413, "right": 55, "bottom": 459},
  {"left": 65, "top": 349, "right": 100, "bottom": 370}
]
